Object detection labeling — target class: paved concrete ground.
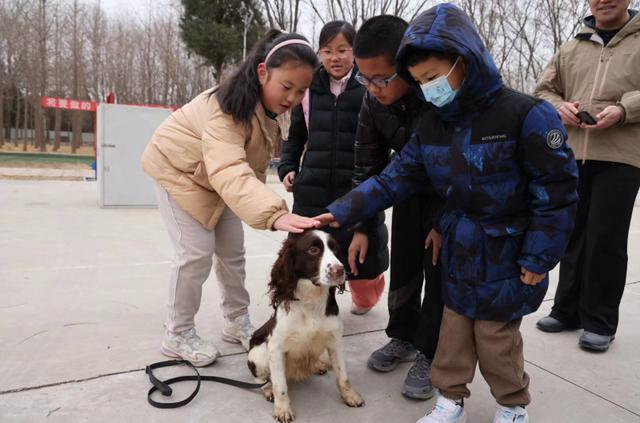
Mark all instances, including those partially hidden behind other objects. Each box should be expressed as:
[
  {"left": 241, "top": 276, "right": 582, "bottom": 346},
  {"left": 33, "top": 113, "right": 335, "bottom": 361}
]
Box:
[{"left": 1, "top": 176, "right": 639, "bottom": 423}]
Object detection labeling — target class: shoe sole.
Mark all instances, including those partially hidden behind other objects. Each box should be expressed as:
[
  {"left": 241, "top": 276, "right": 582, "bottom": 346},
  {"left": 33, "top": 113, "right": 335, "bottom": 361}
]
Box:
[
  {"left": 579, "top": 336, "right": 615, "bottom": 352},
  {"left": 536, "top": 323, "right": 566, "bottom": 333},
  {"left": 160, "top": 345, "right": 218, "bottom": 367},
  {"left": 367, "top": 352, "right": 418, "bottom": 372},
  {"left": 401, "top": 386, "right": 436, "bottom": 401}
]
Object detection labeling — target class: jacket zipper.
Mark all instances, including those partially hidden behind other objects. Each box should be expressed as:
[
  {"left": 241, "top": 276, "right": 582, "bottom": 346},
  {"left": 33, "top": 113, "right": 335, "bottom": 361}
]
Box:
[
  {"left": 582, "top": 44, "right": 606, "bottom": 164},
  {"left": 330, "top": 94, "right": 338, "bottom": 194}
]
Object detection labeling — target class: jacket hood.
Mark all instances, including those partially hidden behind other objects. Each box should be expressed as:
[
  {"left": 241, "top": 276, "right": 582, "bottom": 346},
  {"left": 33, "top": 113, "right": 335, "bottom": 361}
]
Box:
[{"left": 396, "top": 3, "right": 503, "bottom": 121}]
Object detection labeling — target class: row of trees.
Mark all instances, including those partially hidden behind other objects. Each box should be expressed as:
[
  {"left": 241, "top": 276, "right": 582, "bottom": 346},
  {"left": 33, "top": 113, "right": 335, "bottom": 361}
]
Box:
[
  {"left": 0, "top": 0, "right": 216, "bottom": 152},
  {"left": 1, "top": 0, "right": 638, "bottom": 152}
]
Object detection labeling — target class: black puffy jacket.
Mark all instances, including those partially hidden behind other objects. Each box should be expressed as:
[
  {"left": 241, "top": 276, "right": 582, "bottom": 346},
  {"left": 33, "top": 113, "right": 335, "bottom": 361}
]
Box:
[
  {"left": 278, "top": 66, "right": 388, "bottom": 279},
  {"left": 352, "top": 90, "right": 441, "bottom": 232},
  {"left": 279, "top": 66, "right": 366, "bottom": 216}
]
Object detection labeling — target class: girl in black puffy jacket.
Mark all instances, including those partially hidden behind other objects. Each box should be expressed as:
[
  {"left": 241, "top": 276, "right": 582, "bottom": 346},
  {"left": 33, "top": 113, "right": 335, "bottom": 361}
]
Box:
[{"left": 278, "top": 21, "right": 389, "bottom": 314}]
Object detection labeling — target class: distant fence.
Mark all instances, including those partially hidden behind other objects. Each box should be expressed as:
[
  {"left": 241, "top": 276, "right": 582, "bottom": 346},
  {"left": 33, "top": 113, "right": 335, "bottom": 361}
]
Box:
[{"left": 6, "top": 129, "right": 94, "bottom": 144}]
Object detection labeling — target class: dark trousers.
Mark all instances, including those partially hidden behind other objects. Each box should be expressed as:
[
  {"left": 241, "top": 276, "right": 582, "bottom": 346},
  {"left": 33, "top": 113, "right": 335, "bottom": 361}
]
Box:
[
  {"left": 551, "top": 161, "right": 640, "bottom": 336},
  {"left": 386, "top": 194, "right": 443, "bottom": 360}
]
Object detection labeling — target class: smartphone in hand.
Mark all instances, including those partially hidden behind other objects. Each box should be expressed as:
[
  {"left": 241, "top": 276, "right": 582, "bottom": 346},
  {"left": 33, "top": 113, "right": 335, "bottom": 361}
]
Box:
[{"left": 576, "top": 110, "right": 597, "bottom": 125}]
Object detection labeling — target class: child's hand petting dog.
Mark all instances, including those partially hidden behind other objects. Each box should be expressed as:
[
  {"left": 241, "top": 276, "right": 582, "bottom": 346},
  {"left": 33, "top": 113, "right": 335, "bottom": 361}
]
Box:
[
  {"left": 314, "top": 213, "right": 341, "bottom": 228},
  {"left": 520, "top": 268, "right": 546, "bottom": 285}
]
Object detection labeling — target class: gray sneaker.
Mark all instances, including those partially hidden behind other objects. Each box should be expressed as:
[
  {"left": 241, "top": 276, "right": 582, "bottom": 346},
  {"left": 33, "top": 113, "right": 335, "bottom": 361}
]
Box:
[
  {"left": 579, "top": 331, "right": 615, "bottom": 352},
  {"left": 367, "top": 338, "right": 418, "bottom": 372},
  {"left": 402, "top": 353, "right": 436, "bottom": 400},
  {"left": 161, "top": 328, "right": 220, "bottom": 367}
]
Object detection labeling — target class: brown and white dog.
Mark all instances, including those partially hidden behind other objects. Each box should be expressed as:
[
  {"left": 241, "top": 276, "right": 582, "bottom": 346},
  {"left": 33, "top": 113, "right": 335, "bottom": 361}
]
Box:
[{"left": 247, "top": 230, "right": 365, "bottom": 422}]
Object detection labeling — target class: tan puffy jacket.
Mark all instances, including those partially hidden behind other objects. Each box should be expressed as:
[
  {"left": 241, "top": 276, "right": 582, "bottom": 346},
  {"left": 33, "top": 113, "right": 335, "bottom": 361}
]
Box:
[
  {"left": 141, "top": 89, "right": 288, "bottom": 230},
  {"left": 535, "top": 12, "right": 640, "bottom": 167}
]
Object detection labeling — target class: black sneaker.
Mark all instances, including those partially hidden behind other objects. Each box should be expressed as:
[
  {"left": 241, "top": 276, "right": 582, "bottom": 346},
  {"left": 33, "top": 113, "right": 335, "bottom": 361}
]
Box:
[
  {"left": 367, "top": 338, "right": 417, "bottom": 372},
  {"left": 402, "top": 353, "right": 436, "bottom": 400}
]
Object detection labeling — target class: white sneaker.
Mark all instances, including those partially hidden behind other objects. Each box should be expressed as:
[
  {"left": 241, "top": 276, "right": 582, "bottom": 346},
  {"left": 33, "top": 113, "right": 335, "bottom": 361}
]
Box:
[
  {"left": 161, "top": 328, "right": 220, "bottom": 367},
  {"left": 222, "top": 314, "right": 255, "bottom": 351},
  {"left": 417, "top": 395, "right": 467, "bottom": 423},
  {"left": 494, "top": 404, "right": 528, "bottom": 423}
]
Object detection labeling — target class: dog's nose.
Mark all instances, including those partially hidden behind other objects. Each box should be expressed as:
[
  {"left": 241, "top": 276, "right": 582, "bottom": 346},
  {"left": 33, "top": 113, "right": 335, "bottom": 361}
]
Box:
[{"left": 328, "top": 263, "right": 344, "bottom": 279}]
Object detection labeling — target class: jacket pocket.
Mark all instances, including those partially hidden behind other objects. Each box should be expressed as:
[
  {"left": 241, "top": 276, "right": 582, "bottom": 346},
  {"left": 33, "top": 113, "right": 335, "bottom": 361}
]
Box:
[
  {"left": 480, "top": 217, "right": 529, "bottom": 283},
  {"left": 190, "top": 161, "right": 213, "bottom": 190}
]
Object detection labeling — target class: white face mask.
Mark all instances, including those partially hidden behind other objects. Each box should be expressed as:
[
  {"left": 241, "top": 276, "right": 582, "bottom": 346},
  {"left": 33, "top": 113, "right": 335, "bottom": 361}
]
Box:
[{"left": 419, "top": 56, "right": 462, "bottom": 107}]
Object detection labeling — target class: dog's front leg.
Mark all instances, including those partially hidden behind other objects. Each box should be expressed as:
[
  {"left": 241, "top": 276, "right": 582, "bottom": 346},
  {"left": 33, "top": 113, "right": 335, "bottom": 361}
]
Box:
[
  {"left": 268, "top": 343, "right": 294, "bottom": 422},
  {"left": 327, "top": 336, "right": 365, "bottom": 407}
]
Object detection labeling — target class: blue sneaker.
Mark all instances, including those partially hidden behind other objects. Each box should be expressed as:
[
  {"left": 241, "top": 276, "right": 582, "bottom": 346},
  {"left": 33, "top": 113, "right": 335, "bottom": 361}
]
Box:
[{"left": 367, "top": 338, "right": 417, "bottom": 372}]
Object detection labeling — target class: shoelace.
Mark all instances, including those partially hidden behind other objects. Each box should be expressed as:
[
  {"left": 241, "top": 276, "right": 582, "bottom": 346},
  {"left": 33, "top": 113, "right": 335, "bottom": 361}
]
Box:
[
  {"left": 497, "top": 409, "right": 521, "bottom": 422},
  {"left": 381, "top": 339, "right": 412, "bottom": 356},
  {"left": 408, "top": 353, "right": 431, "bottom": 379},
  {"left": 181, "top": 329, "right": 208, "bottom": 350},
  {"left": 233, "top": 315, "right": 254, "bottom": 336}
]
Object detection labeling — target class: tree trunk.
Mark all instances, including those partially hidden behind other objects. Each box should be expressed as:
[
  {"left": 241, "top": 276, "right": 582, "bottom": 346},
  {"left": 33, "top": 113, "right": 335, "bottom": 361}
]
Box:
[
  {"left": 0, "top": 89, "right": 4, "bottom": 147},
  {"left": 22, "top": 96, "right": 29, "bottom": 151},
  {"left": 72, "top": 111, "right": 82, "bottom": 153},
  {"left": 14, "top": 96, "right": 21, "bottom": 147},
  {"left": 34, "top": 100, "right": 45, "bottom": 151},
  {"left": 53, "top": 108, "right": 61, "bottom": 151}
]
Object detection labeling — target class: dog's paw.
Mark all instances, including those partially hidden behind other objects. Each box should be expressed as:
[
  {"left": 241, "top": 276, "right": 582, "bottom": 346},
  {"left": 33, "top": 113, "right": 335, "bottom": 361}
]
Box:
[
  {"left": 273, "top": 405, "right": 295, "bottom": 423},
  {"left": 262, "top": 385, "right": 274, "bottom": 402},
  {"left": 313, "top": 361, "right": 329, "bottom": 375},
  {"left": 341, "top": 389, "right": 365, "bottom": 408}
]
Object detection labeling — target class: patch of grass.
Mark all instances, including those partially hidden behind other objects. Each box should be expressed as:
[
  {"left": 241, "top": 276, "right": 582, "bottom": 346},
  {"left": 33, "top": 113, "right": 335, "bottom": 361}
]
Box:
[{"left": 0, "top": 152, "right": 94, "bottom": 168}]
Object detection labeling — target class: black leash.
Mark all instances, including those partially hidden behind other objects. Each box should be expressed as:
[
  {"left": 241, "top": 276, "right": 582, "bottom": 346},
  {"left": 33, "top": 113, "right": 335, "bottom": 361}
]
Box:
[{"left": 146, "top": 359, "right": 267, "bottom": 409}]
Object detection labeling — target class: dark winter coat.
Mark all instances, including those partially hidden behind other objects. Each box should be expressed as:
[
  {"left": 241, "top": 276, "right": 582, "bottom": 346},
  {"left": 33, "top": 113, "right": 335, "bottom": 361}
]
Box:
[
  {"left": 278, "top": 66, "right": 389, "bottom": 280},
  {"left": 327, "top": 3, "right": 579, "bottom": 321}
]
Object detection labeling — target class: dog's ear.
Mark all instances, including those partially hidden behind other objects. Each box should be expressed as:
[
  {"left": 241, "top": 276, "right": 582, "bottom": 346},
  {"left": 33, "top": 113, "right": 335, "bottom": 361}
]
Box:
[{"left": 269, "top": 237, "right": 298, "bottom": 311}]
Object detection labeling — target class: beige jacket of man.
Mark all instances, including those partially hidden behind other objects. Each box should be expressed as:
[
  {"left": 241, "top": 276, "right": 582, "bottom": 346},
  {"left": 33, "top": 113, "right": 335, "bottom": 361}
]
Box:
[
  {"left": 535, "top": 12, "right": 640, "bottom": 167},
  {"left": 141, "top": 89, "right": 288, "bottom": 230}
]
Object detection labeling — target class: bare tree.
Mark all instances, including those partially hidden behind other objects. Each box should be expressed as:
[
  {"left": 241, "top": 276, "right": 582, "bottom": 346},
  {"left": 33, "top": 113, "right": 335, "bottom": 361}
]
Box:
[
  {"left": 34, "top": 0, "right": 48, "bottom": 151},
  {"left": 262, "top": 0, "right": 300, "bottom": 31},
  {"left": 307, "top": 0, "right": 434, "bottom": 28}
]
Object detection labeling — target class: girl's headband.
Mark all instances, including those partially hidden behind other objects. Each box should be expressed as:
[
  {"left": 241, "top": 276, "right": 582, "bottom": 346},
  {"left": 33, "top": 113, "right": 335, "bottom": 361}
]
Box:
[{"left": 264, "top": 39, "right": 313, "bottom": 64}]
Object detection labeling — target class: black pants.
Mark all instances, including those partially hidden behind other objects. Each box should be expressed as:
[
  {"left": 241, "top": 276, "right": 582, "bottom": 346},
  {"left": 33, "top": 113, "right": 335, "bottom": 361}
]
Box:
[
  {"left": 386, "top": 194, "right": 443, "bottom": 360},
  {"left": 551, "top": 161, "right": 640, "bottom": 336}
]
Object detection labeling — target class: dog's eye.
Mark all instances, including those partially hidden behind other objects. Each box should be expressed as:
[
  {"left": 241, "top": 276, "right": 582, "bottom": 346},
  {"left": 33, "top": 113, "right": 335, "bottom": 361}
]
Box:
[{"left": 307, "top": 246, "right": 321, "bottom": 256}]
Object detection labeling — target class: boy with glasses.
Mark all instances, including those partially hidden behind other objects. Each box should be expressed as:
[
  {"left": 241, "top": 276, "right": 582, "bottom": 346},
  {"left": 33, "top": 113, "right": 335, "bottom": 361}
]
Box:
[{"left": 348, "top": 15, "right": 444, "bottom": 401}]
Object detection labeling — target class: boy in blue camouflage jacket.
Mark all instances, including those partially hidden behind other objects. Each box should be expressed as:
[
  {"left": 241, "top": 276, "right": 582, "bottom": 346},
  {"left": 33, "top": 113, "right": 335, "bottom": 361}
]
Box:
[{"left": 317, "top": 4, "right": 579, "bottom": 423}]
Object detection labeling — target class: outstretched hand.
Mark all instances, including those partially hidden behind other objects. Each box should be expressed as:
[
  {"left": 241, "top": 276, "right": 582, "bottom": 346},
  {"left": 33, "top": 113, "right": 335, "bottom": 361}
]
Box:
[
  {"left": 273, "top": 213, "right": 320, "bottom": 233},
  {"left": 313, "top": 213, "right": 341, "bottom": 228}
]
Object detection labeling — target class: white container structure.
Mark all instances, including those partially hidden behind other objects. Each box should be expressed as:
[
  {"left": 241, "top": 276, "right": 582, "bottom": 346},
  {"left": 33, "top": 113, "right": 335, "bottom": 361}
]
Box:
[{"left": 96, "top": 103, "right": 172, "bottom": 207}]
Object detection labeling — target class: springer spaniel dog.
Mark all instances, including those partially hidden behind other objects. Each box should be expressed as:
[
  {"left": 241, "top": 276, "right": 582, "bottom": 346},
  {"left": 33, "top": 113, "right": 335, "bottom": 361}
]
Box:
[{"left": 247, "top": 230, "right": 364, "bottom": 422}]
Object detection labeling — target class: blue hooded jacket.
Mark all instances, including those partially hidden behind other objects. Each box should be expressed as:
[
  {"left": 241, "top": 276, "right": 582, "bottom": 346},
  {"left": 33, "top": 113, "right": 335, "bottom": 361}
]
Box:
[{"left": 327, "top": 3, "right": 579, "bottom": 321}]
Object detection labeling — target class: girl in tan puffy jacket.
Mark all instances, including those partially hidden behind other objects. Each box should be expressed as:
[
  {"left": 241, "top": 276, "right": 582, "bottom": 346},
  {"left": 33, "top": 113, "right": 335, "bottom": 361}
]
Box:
[{"left": 141, "top": 30, "right": 319, "bottom": 367}]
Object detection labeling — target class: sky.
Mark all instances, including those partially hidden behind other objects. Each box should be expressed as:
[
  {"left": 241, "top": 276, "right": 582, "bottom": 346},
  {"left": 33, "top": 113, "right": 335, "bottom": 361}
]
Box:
[
  {"left": 92, "top": 0, "right": 324, "bottom": 46},
  {"left": 94, "top": 0, "right": 177, "bottom": 20}
]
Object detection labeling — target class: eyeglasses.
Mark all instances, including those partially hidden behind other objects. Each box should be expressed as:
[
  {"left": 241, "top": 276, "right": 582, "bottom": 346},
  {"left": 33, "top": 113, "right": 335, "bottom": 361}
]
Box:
[
  {"left": 318, "top": 48, "right": 353, "bottom": 59},
  {"left": 355, "top": 72, "right": 398, "bottom": 88}
]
